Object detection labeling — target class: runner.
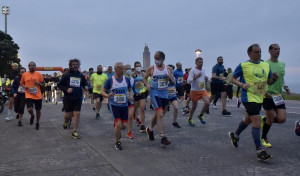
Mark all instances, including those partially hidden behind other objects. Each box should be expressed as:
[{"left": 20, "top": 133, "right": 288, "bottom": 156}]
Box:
[
  {"left": 183, "top": 68, "right": 191, "bottom": 115},
  {"left": 90, "top": 65, "right": 108, "bottom": 120},
  {"left": 59, "top": 59, "right": 88, "bottom": 139},
  {"left": 143, "top": 51, "right": 175, "bottom": 147},
  {"left": 101, "top": 62, "right": 134, "bottom": 150},
  {"left": 131, "top": 61, "right": 147, "bottom": 133},
  {"left": 20, "top": 61, "right": 44, "bottom": 130},
  {"left": 295, "top": 121, "right": 300, "bottom": 136},
  {"left": 164, "top": 65, "right": 181, "bottom": 128},
  {"left": 228, "top": 44, "right": 278, "bottom": 161},
  {"left": 187, "top": 57, "right": 210, "bottom": 127},
  {"left": 87, "top": 68, "right": 95, "bottom": 110},
  {"left": 11, "top": 67, "right": 26, "bottom": 126},
  {"left": 261, "top": 44, "right": 291, "bottom": 147},
  {"left": 44, "top": 74, "right": 52, "bottom": 103},
  {"left": 51, "top": 72, "right": 60, "bottom": 104},
  {"left": 105, "top": 66, "right": 115, "bottom": 111},
  {"left": 5, "top": 63, "right": 19, "bottom": 120},
  {"left": 173, "top": 62, "right": 185, "bottom": 113},
  {"left": 208, "top": 56, "right": 231, "bottom": 115}
]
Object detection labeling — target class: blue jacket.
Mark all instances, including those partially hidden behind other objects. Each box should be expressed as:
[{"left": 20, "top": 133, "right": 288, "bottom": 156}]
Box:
[
  {"left": 58, "top": 70, "right": 88, "bottom": 100},
  {"left": 11, "top": 75, "right": 25, "bottom": 98}
]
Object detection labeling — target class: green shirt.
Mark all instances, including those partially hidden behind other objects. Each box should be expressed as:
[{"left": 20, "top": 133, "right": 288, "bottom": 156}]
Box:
[
  {"left": 266, "top": 59, "right": 285, "bottom": 94},
  {"left": 90, "top": 73, "right": 108, "bottom": 94}
]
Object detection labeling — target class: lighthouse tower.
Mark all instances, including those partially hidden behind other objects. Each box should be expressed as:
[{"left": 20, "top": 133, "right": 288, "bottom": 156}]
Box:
[{"left": 143, "top": 44, "right": 150, "bottom": 69}]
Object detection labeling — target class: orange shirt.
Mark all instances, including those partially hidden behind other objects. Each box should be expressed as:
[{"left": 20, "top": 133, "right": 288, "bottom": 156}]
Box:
[{"left": 20, "top": 71, "right": 43, "bottom": 100}]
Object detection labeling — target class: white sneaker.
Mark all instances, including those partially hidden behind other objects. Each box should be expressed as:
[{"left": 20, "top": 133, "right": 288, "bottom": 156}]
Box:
[
  {"left": 212, "top": 105, "right": 217, "bottom": 109},
  {"left": 5, "top": 114, "right": 12, "bottom": 120}
]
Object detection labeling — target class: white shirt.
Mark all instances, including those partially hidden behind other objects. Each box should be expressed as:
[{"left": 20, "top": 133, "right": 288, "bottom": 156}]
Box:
[{"left": 187, "top": 67, "right": 206, "bottom": 91}]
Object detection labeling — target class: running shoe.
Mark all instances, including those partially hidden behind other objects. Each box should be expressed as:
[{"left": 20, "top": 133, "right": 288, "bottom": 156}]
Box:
[
  {"left": 257, "top": 150, "right": 272, "bottom": 161},
  {"left": 146, "top": 127, "right": 154, "bottom": 141},
  {"left": 228, "top": 132, "right": 239, "bottom": 148},
  {"left": 5, "top": 114, "right": 12, "bottom": 121},
  {"left": 198, "top": 115, "right": 206, "bottom": 125},
  {"left": 188, "top": 118, "right": 195, "bottom": 127},
  {"left": 35, "top": 123, "right": 40, "bottom": 130},
  {"left": 92, "top": 106, "right": 96, "bottom": 111},
  {"left": 115, "top": 141, "right": 123, "bottom": 150},
  {"left": 95, "top": 113, "right": 100, "bottom": 120},
  {"left": 172, "top": 122, "right": 181, "bottom": 128},
  {"left": 237, "top": 99, "right": 241, "bottom": 108},
  {"left": 149, "top": 104, "right": 154, "bottom": 111},
  {"left": 63, "top": 122, "right": 68, "bottom": 129},
  {"left": 30, "top": 115, "right": 35, "bottom": 125},
  {"left": 295, "top": 121, "right": 300, "bottom": 136},
  {"left": 136, "top": 118, "right": 141, "bottom": 125},
  {"left": 72, "top": 131, "right": 81, "bottom": 139},
  {"left": 212, "top": 104, "right": 217, "bottom": 109},
  {"left": 222, "top": 110, "right": 231, "bottom": 116},
  {"left": 127, "top": 131, "right": 134, "bottom": 139},
  {"left": 261, "top": 139, "right": 272, "bottom": 148},
  {"left": 140, "top": 125, "right": 146, "bottom": 133},
  {"left": 18, "top": 121, "right": 23, "bottom": 127},
  {"left": 182, "top": 107, "right": 190, "bottom": 115},
  {"left": 161, "top": 136, "right": 171, "bottom": 147}
]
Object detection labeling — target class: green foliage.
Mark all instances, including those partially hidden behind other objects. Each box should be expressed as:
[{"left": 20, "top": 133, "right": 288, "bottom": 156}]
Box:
[{"left": 0, "top": 30, "right": 20, "bottom": 77}]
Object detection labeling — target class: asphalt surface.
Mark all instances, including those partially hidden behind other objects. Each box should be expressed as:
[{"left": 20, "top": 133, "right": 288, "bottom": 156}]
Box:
[{"left": 0, "top": 97, "right": 300, "bottom": 176}]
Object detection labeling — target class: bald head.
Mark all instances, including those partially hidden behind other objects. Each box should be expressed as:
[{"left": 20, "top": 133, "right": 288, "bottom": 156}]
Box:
[{"left": 114, "top": 62, "right": 125, "bottom": 77}]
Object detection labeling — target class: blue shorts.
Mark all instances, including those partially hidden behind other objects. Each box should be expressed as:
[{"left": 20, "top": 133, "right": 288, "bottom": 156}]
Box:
[
  {"left": 168, "top": 96, "right": 177, "bottom": 103},
  {"left": 150, "top": 94, "right": 168, "bottom": 111},
  {"left": 111, "top": 105, "right": 128, "bottom": 123}
]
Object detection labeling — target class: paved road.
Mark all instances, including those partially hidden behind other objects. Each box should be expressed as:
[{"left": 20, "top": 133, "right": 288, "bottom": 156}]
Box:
[{"left": 0, "top": 98, "right": 299, "bottom": 176}]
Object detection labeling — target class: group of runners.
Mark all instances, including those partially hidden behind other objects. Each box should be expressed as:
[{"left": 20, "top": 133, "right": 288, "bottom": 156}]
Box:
[{"left": 1, "top": 43, "right": 299, "bottom": 161}]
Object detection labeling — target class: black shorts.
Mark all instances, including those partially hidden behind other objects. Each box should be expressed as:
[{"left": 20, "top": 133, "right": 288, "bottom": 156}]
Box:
[
  {"left": 242, "top": 102, "right": 262, "bottom": 116},
  {"left": 45, "top": 86, "right": 51, "bottom": 92},
  {"left": 210, "top": 82, "right": 226, "bottom": 95},
  {"left": 14, "top": 95, "right": 26, "bottom": 114},
  {"left": 168, "top": 96, "right": 177, "bottom": 103},
  {"left": 64, "top": 98, "right": 82, "bottom": 112},
  {"left": 26, "top": 98, "right": 42, "bottom": 110},
  {"left": 262, "top": 98, "right": 286, "bottom": 110},
  {"left": 93, "top": 93, "right": 104, "bottom": 102},
  {"left": 9, "top": 91, "right": 14, "bottom": 98},
  {"left": 184, "top": 84, "right": 191, "bottom": 94},
  {"left": 88, "top": 88, "right": 93, "bottom": 94},
  {"left": 176, "top": 86, "right": 184, "bottom": 97},
  {"left": 134, "top": 92, "right": 147, "bottom": 101}
]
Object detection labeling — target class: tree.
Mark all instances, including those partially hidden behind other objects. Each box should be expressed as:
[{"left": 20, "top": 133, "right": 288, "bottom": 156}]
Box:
[{"left": 0, "top": 30, "right": 20, "bottom": 77}]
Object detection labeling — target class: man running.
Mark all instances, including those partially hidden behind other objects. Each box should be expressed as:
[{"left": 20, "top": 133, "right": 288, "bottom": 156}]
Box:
[
  {"left": 5, "top": 63, "right": 19, "bottom": 120},
  {"left": 11, "top": 67, "right": 26, "bottom": 126},
  {"left": 20, "top": 61, "right": 44, "bottom": 130},
  {"left": 173, "top": 62, "right": 185, "bottom": 113},
  {"left": 59, "top": 59, "right": 88, "bottom": 139},
  {"left": 183, "top": 68, "right": 191, "bottom": 115},
  {"left": 187, "top": 57, "right": 210, "bottom": 127},
  {"left": 87, "top": 68, "right": 95, "bottom": 110},
  {"left": 228, "top": 44, "right": 278, "bottom": 161},
  {"left": 51, "top": 72, "right": 60, "bottom": 104},
  {"left": 209, "top": 56, "right": 231, "bottom": 115},
  {"left": 143, "top": 51, "right": 175, "bottom": 147},
  {"left": 261, "top": 44, "right": 291, "bottom": 147},
  {"left": 90, "top": 65, "right": 108, "bottom": 120},
  {"left": 101, "top": 62, "right": 133, "bottom": 150}
]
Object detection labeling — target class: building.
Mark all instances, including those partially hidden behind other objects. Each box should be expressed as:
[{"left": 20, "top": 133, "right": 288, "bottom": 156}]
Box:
[{"left": 143, "top": 44, "right": 150, "bottom": 69}]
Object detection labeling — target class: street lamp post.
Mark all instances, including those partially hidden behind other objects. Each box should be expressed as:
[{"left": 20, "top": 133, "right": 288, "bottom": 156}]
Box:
[
  {"left": 2, "top": 6, "right": 10, "bottom": 34},
  {"left": 195, "top": 49, "right": 202, "bottom": 58}
]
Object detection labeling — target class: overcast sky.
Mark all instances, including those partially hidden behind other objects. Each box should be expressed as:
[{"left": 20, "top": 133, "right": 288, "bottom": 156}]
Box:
[{"left": 2, "top": 0, "right": 300, "bottom": 90}]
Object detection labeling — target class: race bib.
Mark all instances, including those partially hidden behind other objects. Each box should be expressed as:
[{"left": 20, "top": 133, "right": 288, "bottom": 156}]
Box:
[
  {"left": 114, "top": 94, "right": 126, "bottom": 104},
  {"left": 45, "top": 83, "right": 48, "bottom": 87},
  {"left": 198, "top": 82, "right": 205, "bottom": 89},
  {"left": 18, "top": 86, "right": 25, "bottom": 93},
  {"left": 272, "top": 94, "right": 285, "bottom": 106},
  {"left": 219, "top": 73, "right": 224, "bottom": 77},
  {"left": 177, "top": 77, "right": 183, "bottom": 83},
  {"left": 168, "top": 87, "right": 176, "bottom": 96},
  {"left": 96, "top": 84, "right": 102, "bottom": 91},
  {"left": 70, "top": 77, "right": 81, "bottom": 87},
  {"left": 29, "top": 87, "right": 38, "bottom": 94},
  {"left": 135, "top": 82, "right": 144, "bottom": 90},
  {"left": 158, "top": 79, "right": 167, "bottom": 90},
  {"left": 253, "top": 82, "right": 267, "bottom": 95}
]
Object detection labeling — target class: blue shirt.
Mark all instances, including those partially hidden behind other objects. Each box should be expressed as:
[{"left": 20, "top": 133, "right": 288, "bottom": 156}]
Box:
[
  {"left": 173, "top": 69, "right": 184, "bottom": 87},
  {"left": 106, "top": 72, "right": 115, "bottom": 80},
  {"left": 211, "top": 64, "right": 225, "bottom": 83}
]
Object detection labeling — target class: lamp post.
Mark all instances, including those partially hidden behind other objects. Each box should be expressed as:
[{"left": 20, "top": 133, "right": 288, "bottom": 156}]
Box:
[
  {"left": 195, "top": 49, "right": 202, "bottom": 58},
  {"left": 2, "top": 6, "right": 10, "bottom": 34}
]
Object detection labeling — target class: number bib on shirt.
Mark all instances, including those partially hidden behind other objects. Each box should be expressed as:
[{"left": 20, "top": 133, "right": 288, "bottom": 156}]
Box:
[
  {"left": 168, "top": 87, "right": 176, "bottom": 96},
  {"left": 70, "top": 77, "right": 81, "bottom": 87},
  {"left": 158, "top": 79, "right": 167, "bottom": 90},
  {"left": 29, "top": 87, "right": 38, "bottom": 94},
  {"left": 135, "top": 82, "right": 144, "bottom": 90},
  {"left": 96, "top": 84, "right": 102, "bottom": 91},
  {"left": 18, "top": 86, "right": 25, "bottom": 93},
  {"left": 114, "top": 94, "right": 126, "bottom": 104},
  {"left": 198, "top": 82, "right": 205, "bottom": 89},
  {"left": 177, "top": 77, "right": 183, "bottom": 83},
  {"left": 253, "top": 82, "right": 267, "bottom": 95},
  {"left": 272, "top": 94, "right": 285, "bottom": 106},
  {"left": 219, "top": 73, "right": 224, "bottom": 77}
]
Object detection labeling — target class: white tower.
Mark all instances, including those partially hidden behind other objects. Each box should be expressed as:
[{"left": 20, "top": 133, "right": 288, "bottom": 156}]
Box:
[{"left": 143, "top": 44, "right": 150, "bottom": 69}]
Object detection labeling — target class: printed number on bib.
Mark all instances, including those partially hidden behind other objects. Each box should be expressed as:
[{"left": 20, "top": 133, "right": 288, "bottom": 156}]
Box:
[
  {"left": 177, "top": 77, "right": 183, "bottom": 84},
  {"left": 18, "top": 86, "right": 25, "bottom": 93},
  {"left": 158, "top": 79, "right": 167, "bottom": 90},
  {"left": 96, "top": 84, "right": 102, "bottom": 91},
  {"left": 253, "top": 82, "right": 267, "bottom": 95},
  {"left": 272, "top": 94, "right": 284, "bottom": 106},
  {"left": 198, "top": 82, "right": 205, "bottom": 89},
  {"left": 168, "top": 87, "right": 176, "bottom": 96},
  {"left": 114, "top": 94, "right": 126, "bottom": 104},
  {"left": 135, "top": 82, "right": 144, "bottom": 90},
  {"left": 70, "top": 77, "right": 81, "bottom": 87},
  {"left": 29, "top": 87, "right": 38, "bottom": 94}
]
